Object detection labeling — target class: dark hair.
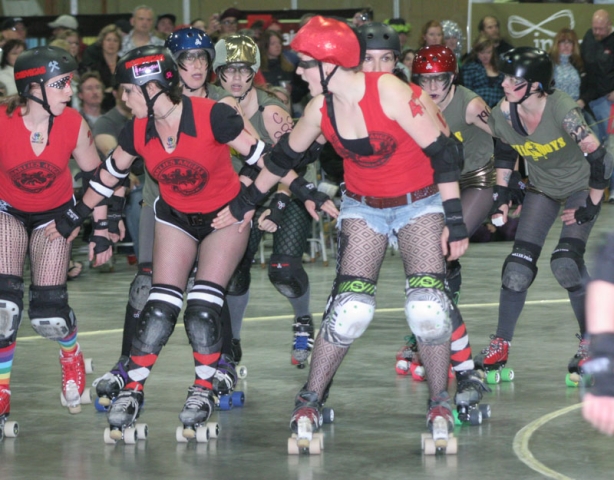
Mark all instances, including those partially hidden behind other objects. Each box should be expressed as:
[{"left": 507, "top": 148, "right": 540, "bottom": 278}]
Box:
[{"left": 0, "top": 39, "right": 26, "bottom": 68}]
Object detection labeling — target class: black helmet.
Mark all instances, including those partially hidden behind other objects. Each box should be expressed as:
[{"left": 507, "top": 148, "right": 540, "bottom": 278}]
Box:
[
  {"left": 356, "top": 22, "right": 401, "bottom": 57},
  {"left": 499, "top": 47, "right": 553, "bottom": 90},
  {"left": 115, "top": 45, "right": 179, "bottom": 90},
  {"left": 14, "top": 46, "right": 77, "bottom": 97}
]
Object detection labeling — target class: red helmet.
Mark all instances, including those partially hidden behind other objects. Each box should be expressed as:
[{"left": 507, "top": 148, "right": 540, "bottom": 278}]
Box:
[
  {"left": 412, "top": 45, "right": 457, "bottom": 75},
  {"left": 291, "top": 15, "right": 364, "bottom": 68}
]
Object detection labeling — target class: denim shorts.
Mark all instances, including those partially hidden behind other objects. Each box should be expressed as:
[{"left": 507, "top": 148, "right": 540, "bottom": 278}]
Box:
[{"left": 337, "top": 192, "right": 444, "bottom": 248}]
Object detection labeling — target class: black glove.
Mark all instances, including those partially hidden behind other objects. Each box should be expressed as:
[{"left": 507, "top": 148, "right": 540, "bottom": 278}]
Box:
[
  {"left": 107, "top": 195, "right": 125, "bottom": 235},
  {"left": 89, "top": 233, "right": 112, "bottom": 255},
  {"left": 583, "top": 333, "right": 614, "bottom": 397},
  {"left": 575, "top": 195, "right": 601, "bottom": 225},
  {"left": 262, "top": 192, "right": 290, "bottom": 229},
  {"left": 289, "top": 177, "right": 330, "bottom": 211},
  {"left": 55, "top": 202, "right": 93, "bottom": 239},
  {"left": 488, "top": 185, "right": 511, "bottom": 217},
  {"left": 442, "top": 198, "right": 468, "bottom": 242},
  {"left": 508, "top": 171, "right": 526, "bottom": 205},
  {"left": 228, "top": 183, "right": 268, "bottom": 221}
]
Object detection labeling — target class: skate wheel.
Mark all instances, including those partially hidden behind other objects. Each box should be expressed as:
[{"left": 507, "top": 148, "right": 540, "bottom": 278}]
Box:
[
  {"left": 68, "top": 403, "right": 82, "bottom": 415},
  {"left": 84, "top": 358, "right": 94, "bottom": 374},
  {"left": 237, "top": 365, "right": 248, "bottom": 379},
  {"left": 452, "top": 410, "right": 462, "bottom": 426},
  {"left": 411, "top": 365, "right": 426, "bottom": 382},
  {"left": 218, "top": 395, "right": 233, "bottom": 411},
  {"left": 176, "top": 426, "right": 188, "bottom": 443},
  {"left": 308, "top": 437, "right": 321, "bottom": 454},
  {"left": 322, "top": 407, "right": 334, "bottom": 424},
  {"left": 468, "top": 408, "right": 482, "bottom": 426},
  {"left": 423, "top": 437, "right": 437, "bottom": 455},
  {"left": 565, "top": 373, "right": 580, "bottom": 387},
  {"left": 479, "top": 404, "right": 491, "bottom": 419},
  {"left": 231, "top": 391, "right": 245, "bottom": 407},
  {"left": 486, "top": 370, "right": 501, "bottom": 384},
  {"left": 81, "top": 388, "right": 92, "bottom": 405},
  {"left": 94, "top": 397, "right": 110, "bottom": 412},
  {"left": 395, "top": 360, "right": 410, "bottom": 375},
  {"left": 313, "top": 432, "right": 324, "bottom": 449},
  {"left": 501, "top": 368, "right": 514, "bottom": 382},
  {"left": 195, "top": 426, "right": 209, "bottom": 443},
  {"left": 3, "top": 421, "right": 18, "bottom": 438},
  {"left": 288, "top": 437, "right": 300, "bottom": 455},
  {"left": 421, "top": 432, "right": 432, "bottom": 449},
  {"left": 136, "top": 423, "right": 148, "bottom": 440},
  {"left": 207, "top": 422, "right": 219, "bottom": 439},
  {"left": 447, "top": 436, "right": 458, "bottom": 455},
  {"left": 104, "top": 428, "right": 117, "bottom": 445},
  {"left": 124, "top": 426, "right": 137, "bottom": 445}
]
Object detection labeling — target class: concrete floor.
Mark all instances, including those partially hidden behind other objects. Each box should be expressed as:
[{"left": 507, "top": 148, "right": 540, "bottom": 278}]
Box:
[{"left": 2, "top": 207, "right": 614, "bottom": 480}]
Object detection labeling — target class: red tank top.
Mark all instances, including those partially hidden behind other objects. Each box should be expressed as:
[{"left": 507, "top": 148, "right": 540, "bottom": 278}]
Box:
[
  {"left": 0, "top": 106, "right": 80, "bottom": 212},
  {"left": 131, "top": 98, "right": 240, "bottom": 213},
  {"left": 319, "top": 72, "right": 435, "bottom": 197}
]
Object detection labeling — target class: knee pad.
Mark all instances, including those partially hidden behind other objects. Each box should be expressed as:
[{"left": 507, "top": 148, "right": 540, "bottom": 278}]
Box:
[
  {"left": 551, "top": 238, "right": 586, "bottom": 292},
  {"left": 268, "top": 254, "right": 309, "bottom": 298},
  {"left": 405, "top": 274, "right": 452, "bottom": 346},
  {"left": 28, "top": 284, "right": 76, "bottom": 341},
  {"left": 501, "top": 241, "right": 541, "bottom": 292},
  {"left": 0, "top": 275, "right": 24, "bottom": 345},
  {"left": 132, "top": 300, "right": 179, "bottom": 354},
  {"left": 128, "top": 262, "right": 153, "bottom": 311},
  {"left": 227, "top": 260, "right": 251, "bottom": 296},
  {"left": 184, "top": 303, "right": 222, "bottom": 353}
]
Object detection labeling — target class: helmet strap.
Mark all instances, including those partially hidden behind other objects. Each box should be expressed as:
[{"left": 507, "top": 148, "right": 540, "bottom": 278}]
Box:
[
  {"left": 318, "top": 63, "right": 338, "bottom": 94},
  {"left": 25, "top": 86, "right": 55, "bottom": 146},
  {"left": 142, "top": 86, "right": 166, "bottom": 143}
]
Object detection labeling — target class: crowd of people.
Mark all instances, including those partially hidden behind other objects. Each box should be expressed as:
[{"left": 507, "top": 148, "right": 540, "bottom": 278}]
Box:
[{"left": 0, "top": 4, "right": 613, "bottom": 454}]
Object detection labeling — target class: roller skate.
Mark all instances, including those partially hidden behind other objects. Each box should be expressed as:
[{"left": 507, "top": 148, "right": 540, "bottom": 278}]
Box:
[
  {"left": 422, "top": 392, "right": 457, "bottom": 455},
  {"left": 176, "top": 385, "right": 219, "bottom": 443},
  {"left": 230, "top": 339, "right": 248, "bottom": 379},
  {"left": 92, "top": 356, "right": 129, "bottom": 411},
  {"left": 291, "top": 315, "right": 314, "bottom": 369},
  {"left": 104, "top": 389, "right": 147, "bottom": 444},
  {"left": 0, "top": 388, "right": 18, "bottom": 441},
  {"left": 566, "top": 334, "right": 590, "bottom": 387},
  {"left": 453, "top": 370, "right": 491, "bottom": 426},
  {"left": 288, "top": 390, "right": 325, "bottom": 455},
  {"left": 474, "top": 335, "right": 514, "bottom": 384},
  {"left": 212, "top": 354, "right": 245, "bottom": 410},
  {"left": 395, "top": 334, "right": 426, "bottom": 380},
  {"left": 59, "top": 347, "right": 93, "bottom": 414}
]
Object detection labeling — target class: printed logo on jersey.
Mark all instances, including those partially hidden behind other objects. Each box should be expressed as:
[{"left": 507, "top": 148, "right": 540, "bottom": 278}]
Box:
[
  {"left": 331, "top": 131, "right": 397, "bottom": 168},
  {"left": 8, "top": 161, "right": 62, "bottom": 193},
  {"left": 453, "top": 131, "right": 464, "bottom": 143},
  {"left": 151, "top": 157, "right": 208, "bottom": 196},
  {"left": 511, "top": 137, "right": 566, "bottom": 161}
]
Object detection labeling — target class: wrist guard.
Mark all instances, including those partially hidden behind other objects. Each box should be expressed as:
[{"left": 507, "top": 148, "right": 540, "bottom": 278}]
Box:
[
  {"left": 229, "top": 183, "right": 268, "bottom": 221},
  {"left": 55, "top": 202, "right": 93, "bottom": 239},
  {"left": 508, "top": 170, "right": 526, "bottom": 205},
  {"left": 107, "top": 195, "right": 125, "bottom": 235},
  {"left": 92, "top": 219, "right": 109, "bottom": 231},
  {"left": 575, "top": 195, "right": 600, "bottom": 225},
  {"left": 489, "top": 185, "right": 511, "bottom": 217},
  {"left": 442, "top": 198, "right": 468, "bottom": 242},
  {"left": 586, "top": 146, "right": 614, "bottom": 190},
  {"left": 239, "top": 164, "right": 261, "bottom": 182},
  {"left": 264, "top": 192, "right": 290, "bottom": 228},
  {"left": 423, "top": 133, "right": 463, "bottom": 184},
  {"left": 584, "top": 333, "right": 614, "bottom": 397},
  {"left": 289, "top": 177, "right": 329, "bottom": 211},
  {"left": 90, "top": 234, "right": 112, "bottom": 255}
]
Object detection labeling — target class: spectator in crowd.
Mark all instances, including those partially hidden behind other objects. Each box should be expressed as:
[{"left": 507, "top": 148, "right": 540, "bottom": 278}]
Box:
[
  {"left": 351, "top": 9, "right": 372, "bottom": 27},
  {"left": 260, "top": 30, "right": 295, "bottom": 89},
  {"left": 442, "top": 20, "right": 464, "bottom": 65},
  {"left": 418, "top": 20, "right": 444, "bottom": 48},
  {"left": 55, "top": 29, "right": 81, "bottom": 62},
  {"left": 0, "top": 18, "right": 26, "bottom": 48},
  {"left": 119, "top": 5, "right": 164, "bottom": 56},
  {"left": 48, "top": 15, "right": 78, "bottom": 40},
  {"left": 401, "top": 48, "right": 415, "bottom": 76},
  {"left": 460, "top": 36, "right": 504, "bottom": 108},
  {"left": 155, "top": 13, "right": 176, "bottom": 40},
  {"left": 77, "top": 71, "right": 105, "bottom": 130},
  {"left": 478, "top": 15, "right": 513, "bottom": 56},
  {"left": 386, "top": 18, "right": 411, "bottom": 49},
  {"left": 550, "top": 28, "right": 583, "bottom": 101},
  {"left": 219, "top": 8, "right": 242, "bottom": 37},
  {"left": 0, "top": 39, "right": 25, "bottom": 96},
  {"left": 191, "top": 18, "right": 207, "bottom": 31}
]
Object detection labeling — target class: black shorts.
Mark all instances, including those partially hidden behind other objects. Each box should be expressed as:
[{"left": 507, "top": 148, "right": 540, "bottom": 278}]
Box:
[
  {"left": 153, "top": 196, "right": 223, "bottom": 242},
  {"left": 0, "top": 198, "right": 74, "bottom": 235}
]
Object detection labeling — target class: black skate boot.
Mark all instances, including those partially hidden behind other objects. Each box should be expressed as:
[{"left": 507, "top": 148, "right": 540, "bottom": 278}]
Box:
[
  {"left": 291, "top": 315, "right": 314, "bottom": 369},
  {"left": 92, "top": 356, "right": 129, "bottom": 410},
  {"left": 230, "top": 338, "right": 242, "bottom": 364},
  {"left": 104, "top": 389, "right": 146, "bottom": 444},
  {"left": 454, "top": 370, "right": 491, "bottom": 425},
  {"left": 423, "top": 392, "right": 456, "bottom": 455},
  {"left": 177, "top": 385, "right": 218, "bottom": 443},
  {"left": 566, "top": 333, "right": 590, "bottom": 387},
  {"left": 213, "top": 354, "right": 245, "bottom": 410}
]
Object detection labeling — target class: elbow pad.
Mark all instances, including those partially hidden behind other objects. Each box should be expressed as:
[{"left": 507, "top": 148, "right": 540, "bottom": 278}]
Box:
[
  {"left": 422, "top": 133, "right": 463, "bottom": 184},
  {"left": 494, "top": 139, "right": 517, "bottom": 170},
  {"left": 586, "top": 145, "right": 614, "bottom": 190},
  {"left": 240, "top": 140, "right": 271, "bottom": 166},
  {"left": 297, "top": 140, "right": 324, "bottom": 170},
  {"left": 89, "top": 152, "right": 130, "bottom": 198},
  {"left": 264, "top": 132, "right": 303, "bottom": 178}
]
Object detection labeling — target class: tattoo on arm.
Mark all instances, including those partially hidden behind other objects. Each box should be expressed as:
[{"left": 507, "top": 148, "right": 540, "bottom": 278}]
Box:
[
  {"left": 408, "top": 97, "right": 424, "bottom": 117},
  {"left": 503, "top": 170, "right": 511, "bottom": 185},
  {"left": 563, "top": 108, "right": 591, "bottom": 144},
  {"left": 477, "top": 108, "right": 490, "bottom": 125}
]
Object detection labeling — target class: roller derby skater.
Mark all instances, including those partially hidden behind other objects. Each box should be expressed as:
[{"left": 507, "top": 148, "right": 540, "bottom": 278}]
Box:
[
  {"left": 477, "top": 47, "right": 608, "bottom": 386},
  {"left": 1, "top": 46, "right": 109, "bottom": 426},
  {"left": 213, "top": 35, "right": 317, "bottom": 370},
  {"left": 236, "top": 16, "right": 476, "bottom": 455}
]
